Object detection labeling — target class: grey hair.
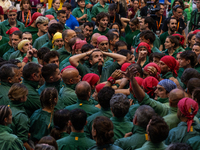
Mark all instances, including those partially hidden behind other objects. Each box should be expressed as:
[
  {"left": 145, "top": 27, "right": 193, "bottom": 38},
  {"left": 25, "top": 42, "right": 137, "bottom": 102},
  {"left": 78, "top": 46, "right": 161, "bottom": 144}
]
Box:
[
  {"left": 108, "top": 29, "right": 120, "bottom": 35},
  {"left": 196, "top": 32, "right": 200, "bottom": 40}
]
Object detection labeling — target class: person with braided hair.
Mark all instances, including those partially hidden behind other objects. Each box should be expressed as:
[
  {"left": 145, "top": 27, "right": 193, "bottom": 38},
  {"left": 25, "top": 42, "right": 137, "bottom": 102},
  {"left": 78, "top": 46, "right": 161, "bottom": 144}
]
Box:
[{"left": 30, "top": 87, "right": 58, "bottom": 144}]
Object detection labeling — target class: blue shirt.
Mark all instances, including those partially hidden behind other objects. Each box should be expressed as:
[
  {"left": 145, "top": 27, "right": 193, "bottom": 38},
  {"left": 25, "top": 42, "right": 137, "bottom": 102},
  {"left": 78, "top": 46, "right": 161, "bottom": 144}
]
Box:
[{"left": 65, "top": 14, "right": 79, "bottom": 30}]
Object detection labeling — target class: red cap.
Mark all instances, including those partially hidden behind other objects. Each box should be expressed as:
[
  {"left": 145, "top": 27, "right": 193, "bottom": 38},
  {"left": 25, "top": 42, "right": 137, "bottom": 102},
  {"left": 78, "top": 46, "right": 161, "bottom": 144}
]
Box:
[
  {"left": 82, "top": 73, "right": 100, "bottom": 87},
  {"left": 6, "top": 27, "right": 20, "bottom": 35},
  {"left": 27, "top": 12, "right": 42, "bottom": 27},
  {"left": 95, "top": 83, "right": 106, "bottom": 93}
]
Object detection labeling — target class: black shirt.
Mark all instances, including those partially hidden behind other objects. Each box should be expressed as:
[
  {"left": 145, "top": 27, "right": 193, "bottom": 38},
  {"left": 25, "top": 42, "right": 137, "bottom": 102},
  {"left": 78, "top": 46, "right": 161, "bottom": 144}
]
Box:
[
  {"left": 151, "top": 14, "right": 166, "bottom": 33},
  {"left": 109, "top": 13, "right": 122, "bottom": 27},
  {"left": 140, "top": 6, "right": 148, "bottom": 17}
]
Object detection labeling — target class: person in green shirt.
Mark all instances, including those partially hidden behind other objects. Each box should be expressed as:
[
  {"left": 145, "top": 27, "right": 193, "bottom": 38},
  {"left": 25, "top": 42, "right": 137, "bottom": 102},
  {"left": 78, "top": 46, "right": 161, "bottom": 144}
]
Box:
[
  {"left": 51, "top": 32, "right": 64, "bottom": 50},
  {"left": 0, "top": 35, "right": 9, "bottom": 46},
  {"left": 8, "top": 83, "right": 31, "bottom": 150},
  {"left": 45, "top": 0, "right": 60, "bottom": 20},
  {"left": 0, "top": 105, "right": 26, "bottom": 150},
  {"left": 106, "top": 31, "right": 119, "bottom": 53},
  {"left": 136, "top": 116, "right": 169, "bottom": 150},
  {"left": 187, "top": 135, "right": 200, "bottom": 150},
  {"left": 43, "top": 51, "right": 60, "bottom": 67},
  {"left": 57, "top": 10, "right": 71, "bottom": 30},
  {"left": 84, "top": 86, "right": 115, "bottom": 139},
  {"left": 83, "top": 22, "right": 94, "bottom": 44},
  {"left": 93, "top": 12, "right": 110, "bottom": 36},
  {"left": 186, "top": 33, "right": 195, "bottom": 51},
  {"left": 30, "top": 87, "right": 58, "bottom": 143},
  {"left": 89, "top": 116, "right": 123, "bottom": 150},
  {"left": 114, "top": 105, "right": 156, "bottom": 150},
  {"left": 65, "top": 81, "right": 100, "bottom": 117},
  {"left": 0, "top": 6, "right": 25, "bottom": 38},
  {"left": 72, "top": 0, "right": 91, "bottom": 25},
  {"left": 189, "top": 0, "right": 200, "bottom": 32},
  {"left": 0, "top": 64, "right": 21, "bottom": 105},
  {"left": 57, "top": 108, "right": 96, "bottom": 150}
]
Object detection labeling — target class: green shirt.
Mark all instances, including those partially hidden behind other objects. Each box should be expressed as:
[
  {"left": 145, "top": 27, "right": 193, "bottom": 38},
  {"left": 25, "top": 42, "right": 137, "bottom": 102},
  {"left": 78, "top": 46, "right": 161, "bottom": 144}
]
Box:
[
  {"left": 135, "top": 141, "right": 167, "bottom": 150},
  {"left": 0, "top": 81, "right": 13, "bottom": 105},
  {"left": 32, "top": 33, "right": 39, "bottom": 45},
  {"left": 64, "top": 98, "right": 100, "bottom": 117},
  {"left": 59, "top": 54, "right": 72, "bottom": 70},
  {"left": 185, "top": 47, "right": 192, "bottom": 51},
  {"left": 88, "top": 144, "right": 123, "bottom": 150},
  {"left": 110, "top": 117, "right": 133, "bottom": 141},
  {"left": 91, "top": 2, "right": 109, "bottom": 19},
  {"left": 0, "top": 42, "right": 12, "bottom": 57},
  {"left": 22, "top": 79, "right": 42, "bottom": 117},
  {"left": 0, "top": 124, "right": 26, "bottom": 150},
  {"left": 45, "top": 7, "right": 58, "bottom": 20},
  {"left": 0, "top": 36, "right": 9, "bottom": 46},
  {"left": 187, "top": 135, "right": 200, "bottom": 150},
  {"left": 151, "top": 46, "right": 161, "bottom": 53},
  {"left": 114, "top": 125, "right": 147, "bottom": 150},
  {"left": 164, "top": 46, "right": 184, "bottom": 59},
  {"left": 9, "top": 50, "right": 21, "bottom": 60},
  {"left": 23, "top": 26, "right": 38, "bottom": 35},
  {"left": 189, "top": 9, "right": 200, "bottom": 32},
  {"left": 84, "top": 107, "right": 112, "bottom": 139},
  {"left": 57, "top": 132, "right": 96, "bottom": 150},
  {"left": 41, "top": 40, "right": 53, "bottom": 49},
  {"left": 9, "top": 101, "right": 30, "bottom": 142},
  {"left": 125, "top": 24, "right": 140, "bottom": 47},
  {"left": 194, "top": 63, "right": 200, "bottom": 74},
  {"left": 33, "top": 33, "right": 49, "bottom": 50},
  {"left": 125, "top": 104, "right": 140, "bottom": 122},
  {"left": 93, "top": 28, "right": 109, "bottom": 36},
  {"left": 3, "top": 47, "right": 15, "bottom": 60},
  {"left": 30, "top": 108, "right": 53, "bottom": 141},
  {"left": 157, "top": 97, "right": 169, "bottom": 104},
  {"left": 0, "top": 20, "right": 25, "bottom": 37},
  {"left": 72, "top": 7, "right": 91, "bottom": 25},
  {"left": 165, "top": 121, "right": 200, "bottom": 145},
  {"left": 57, "top": 46, "right": 71, "bottom": 63}
]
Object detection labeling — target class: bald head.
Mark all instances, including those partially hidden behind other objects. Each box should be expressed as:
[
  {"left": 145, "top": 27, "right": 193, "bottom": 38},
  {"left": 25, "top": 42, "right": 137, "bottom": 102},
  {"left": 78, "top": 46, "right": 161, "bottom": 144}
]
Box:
[
  {"left": 169, "top": 89, "right": 185, "bottom": 107},
  {"left": 62, "top": 68, "right": 80, "bottom": 84},
  {"left": 75, "top": 81, "right": 91, "bottom": 100},
  {"left": 90, "top": 33, "right": 101, "bottom": 48}
]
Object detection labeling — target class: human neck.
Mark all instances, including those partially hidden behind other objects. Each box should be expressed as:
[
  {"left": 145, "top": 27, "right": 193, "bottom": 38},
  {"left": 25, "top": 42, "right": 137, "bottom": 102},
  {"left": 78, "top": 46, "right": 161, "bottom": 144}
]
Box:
[
  {"left": 64, "top": 43, "right": 71, "bottom": 53},
  {"left": 168, "top": 47, "right": 175, "bottom": 55},
  {"left": 9, "top": 21, "right": 16, "bottom": 27},
  {"left": 98, "top": 26, "right": 106, "bottom": 32},
  {"left": 31, "top": 23, "right": 36, "bottom": 28},
  {"left": 109, "top": 44, "right": 114, "bottom": 52},
  {"left": 99, "top": 0, "right": 105, "bottom": 6},
  {"left": 168, "top": 29, "right": 176, "bottom": 35},
  {"left": 42, "top": 107, "right": 52, "bottom": 113},
  {"left": 23, "top": 9, "right": 29, "bottom": 12},
  {"left": 37, "top": 30, "right": 45, "bottom": 37},
  {"left": 71, "top": 126, "right": 84, "bottom": 133}
]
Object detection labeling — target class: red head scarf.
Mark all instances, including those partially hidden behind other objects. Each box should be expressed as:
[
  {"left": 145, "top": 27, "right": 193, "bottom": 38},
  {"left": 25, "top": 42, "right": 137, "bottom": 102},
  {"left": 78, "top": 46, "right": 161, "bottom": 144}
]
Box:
[
  {"left": 178, "top": 98, "right": 199, "bottom": 132},
  {"left": 72, "top": 40, "right": 87, "bottom": 51},
  {"left": 97, "top": 35, "right": 108, "bottom": 47},
  {"left": 192, "top": 29, "right": 200, "bottom": 34},
  {"left": 95, "top": 83, "right": 106, "bottom": 93},
  {"left": 45, "top": 15, "right": 55, "bottom": 20},
  {"left": 136, "top": 42, "right": 151, "bottom": 55},
  {"left": 143, "top": 62, "right": 161, "bottom": 80},
  {"left": 61, "top": 65, "right": 77, "bottom": 73},
  {"left": 172, "top": 34, "right": 185, "bottom": 46},
  {"left": 142, "top": 76, "right": 158, "bottom": 97},
  {"left": 130, "top": 76, "right": 144, "bottom": 91},
  {"left": 121, "top": 63, "right": 132, "bottom": 72},
  {"left": 6, "top": 27, "right": 19, "bottom": 35},
  {"left": 160, "top": 56, "right": 179, "bottom": 77},
  {"left": 27, "top": 12, "right": 42, "bottom": 27},
  {"left": 82, "top": 73, "right": 100, "bottom": 87}
]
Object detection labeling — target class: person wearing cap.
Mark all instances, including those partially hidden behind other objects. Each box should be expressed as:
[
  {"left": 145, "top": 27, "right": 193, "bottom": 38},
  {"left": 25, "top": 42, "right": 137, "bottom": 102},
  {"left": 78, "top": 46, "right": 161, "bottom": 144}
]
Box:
[
  {"left": 51, "top": 32, "right": 64, "bottom": 51},
  {"left": 32, "top": 16, "right": 49, "bottom": 45},
  {"left": 0, "top": 27, "right": 19, "bottom": 57},
  {"left": 165, "top": 98, "right": 200, "bottom": 144},
  {"left": 22, "top": 12, "right": 42, "bottom": 35},
  {"left": 64, "top": 81, "right": 100, "bottom": 117},
  {"left": 0, "top": 6, "right": 25, "bottom": 37}
]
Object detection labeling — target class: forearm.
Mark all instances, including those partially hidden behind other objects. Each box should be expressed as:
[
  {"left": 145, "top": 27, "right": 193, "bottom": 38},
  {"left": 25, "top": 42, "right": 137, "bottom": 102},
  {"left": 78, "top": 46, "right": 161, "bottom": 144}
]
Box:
[
  {"left": 69, "top": 52, "right": 88, "bottom": 67},
  {"left": 115, "top": 89, "right": 130, "bottom": 95},
  {"left": 102, "top": 52, "right": 126, "bottom": 65}
]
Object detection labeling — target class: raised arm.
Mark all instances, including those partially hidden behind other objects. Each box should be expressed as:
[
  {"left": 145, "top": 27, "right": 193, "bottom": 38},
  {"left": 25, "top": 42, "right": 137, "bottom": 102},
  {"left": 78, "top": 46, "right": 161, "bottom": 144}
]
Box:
[
  {"left": 102, "top": 51, "right": 126, "bottom": 65},
  {"left": 120, "top": 17, "right": 130, "bottom": 29}
]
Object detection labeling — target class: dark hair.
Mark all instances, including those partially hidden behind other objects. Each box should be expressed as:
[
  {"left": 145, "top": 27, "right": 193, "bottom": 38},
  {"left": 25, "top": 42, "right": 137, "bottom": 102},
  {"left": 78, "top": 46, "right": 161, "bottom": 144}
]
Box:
[
  {"left": 43, "top": 51, "right": 59, "bottom": 64},
  {"left": 172, "top": 0, "right": 184, "bottom": 10},
  {"left": 22, "top": 62, "right": 41, "bottom": 80},
  {"left": 41, "top": 63, "right": 58, "bottom": 81},
  {"left": 98, "top": 87, "right": 115, "bottom": 108},
  {"left": 144, "top": 17, "right": 154, "bottom": 30},
  {"left": 192, "top": 88, "right": 200, "bottom": 105},
  {"left": 148, "top": 116, "right": 169, "bottom": 143},
  {"left": 108, "top": 3, "right": 117, "bottom": 11},
  {"left": 127, "top": 63, "right": 143, "bottom": 77},
  {"left": 57, "top": 10, "right": 66, "bottom": 16},
  {"left": 110, "top": 93, "right": 130, "bottom": 118},
  {"left": 38, "top": 136, "right": 58, "bottom": 150},
  {"left": 75, "top": 81, "right": 91, "bottom": 100},
  {"left": 77, "top": 33, "right": 85, "bottom": 40},
  {"left": 180, "top": 51, "right": 197, "bottom": 68},
  {"left": 93, "top": 116, "right": 114, "bottom": 146},
  {"left": 50, "top": 109, "right": 71, "bottom": 140},
  {"left": 117, "top": 49, "right": 132, "bottom": 56},
  {"left": 166, "top": 17, "right": 177, "bottom": 25},
  {"left": 109, "top": 22, "right": 122, "bottom": 36},
  {"left": 37, "top": 47, "right": 50, "bottom": 60},
  {"left": 105, "top": 32, "right": 118, "bottom": 44},
  {"left": 187, "top": 34, "right": 195, "bottom": 47},
  {"left": 35, "top": 144, "right": 56, "bottom": 150},
  {"left": 172, "top": 5, "right": 183, "bottom": 12},
  {"left": 20, "top": 0, "right": 32, "bottom": 10},
  {"left": 40, "top": 88, "right": 58, "bottom": 128},
  {"left": 167, "top": 143, "right": 192, "bottom": 150},
  {"left": 130, "top": 17, "right": 139, "bottom": 25},
  {"left": 0, "top": 64, "right": 19, "bottom": 82},
  {"left": 187, "top": 78, "right": 200, "bottom": 95},
  {"left": 68, "top": 37, "right": 80, "bottom": 52},
  {"left": 77, "top": 0, "right": 85, "bottom": 3},
  {"left": 152, "top": 52, "right": 165, "bottom": 59},
  {"left": 48, "top": 24, "right": 63, "bottom": 38},
  {"left": 140, "top": 30, "right": 155, "bottom": 44},
  {"left": 181, "top": 68, "right": 200, "bottom": 84},
  {"left": 62, "top": 2, "right": 72, "bottom": 9},
  {"left": 81, "top": 44, "right": 94, "bottom": 53},
  {"left": 89, "top": 49, "right": 102, "bottom": 60},
  {"left": 9, "top": 59, "right": 21, "bottom": 65},
  {"left": 12, "top": 31, "right": 23, "bottom": 39},
  {"left": 70, "top": 108, "right": 87, "bottom": 130},
  {"left": 167, "top": 35, "right": 180, "bottom": 48},
  {"left": 115, "top": 41, "right": 128, "bottom": 51},
  {"left": 52, "top": 0, "right": 58, "bottom": 4},
  {"left": 0, "top": 105, "right": 11, "bottom": 125},
  {"left": 96, "top": 12, "right": 109, "bottom": 26},
  {"left": 84, "top": 22, "right": 94, "bottom": 29}
]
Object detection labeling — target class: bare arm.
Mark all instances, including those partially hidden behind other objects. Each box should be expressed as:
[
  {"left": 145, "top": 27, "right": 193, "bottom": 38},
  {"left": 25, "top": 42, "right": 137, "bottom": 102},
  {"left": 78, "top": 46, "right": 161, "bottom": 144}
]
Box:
[
  {"left": 159, "top": 45, "right": 163, "bottom": 51},
  {"left": 120, "top": 17, "right": 130, "bottom": 29},
  {"left": 102, "top": 51, "right": 126, "bottom": 65}
]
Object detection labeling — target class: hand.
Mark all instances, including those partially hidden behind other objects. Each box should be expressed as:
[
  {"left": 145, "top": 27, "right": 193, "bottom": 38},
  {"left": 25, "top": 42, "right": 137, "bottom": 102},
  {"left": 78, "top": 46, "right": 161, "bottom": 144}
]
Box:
[
  {"left": 130, "top": 46, "right": 135, "bottom": 54},
  {"left": 111, "top": 69, "right": 123, "bottom": 80},
  {"left": 147, "top": 66, "right": 157, "bottom": 77},
  {"left": 86, "top": 49, "right": 93, "bottom": 56},
  {"left": 138, "top": 51, "right": 147, "bottom": 60},
  {"left": 124, "top": 132, "right": 133, "bottom": 138},
  {"left": 86, "top": 3, "right": 93, "bottom": 8},
  {"left": 32, "top": 48, "right": 38, "bottom": 58},
  {"left": 82, "top": 14, "right": 87, "bottom": 19},
  {"left": 128, "top": 11, "right": 132, "bottom": 16},
  {"left": 122, "top": 67, "right": 138, "bottom": 80},
  {"left": 129, "top": 99, "right": 133, "bottom": 106}
]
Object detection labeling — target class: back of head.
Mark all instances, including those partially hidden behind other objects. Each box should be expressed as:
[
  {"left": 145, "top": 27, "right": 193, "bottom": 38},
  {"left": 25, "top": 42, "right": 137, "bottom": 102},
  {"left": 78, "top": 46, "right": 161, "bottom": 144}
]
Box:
[
  {"left": 115, "top": 41, "right": 127, "bottom": 51},
  {"left": 192, "top": 88, "right": 200, "bottom": 105},
  {"left": 0, "top": 105, "right": 11, "bottom": 125},
  {"left": 148, "top": 116, "right": 169, "bottom": 143},
  {"left": 169, "top": 89, "right": 185, "bottom": 107},
  {"left": 35, "top": 144, "right": 56, "bottom": 150},
  {"left": 187, "top": 78, "right": 200, "bottom": 95},
  {"left": 180, "top": 51, "right": 197, "bottom": 68},
  {"left": 41, "top": 63, "right": 58, "bottom": 82},
  {"left": 48, "top": 23, "right": 63, "bottom": 38},
  {"left": 98, "top": 87, "right": 115, "bottom": 109},
  {"left": 37, "top": 47, "right": 50, "bottom": 60},
  {"left": 38, "top": 136, "right": 58, "bottom": 150},
  {"left": 181, "top": 68, "right": 200, "bottom": 84},
  {"left": 144, "top": 17, "right": 154, "bottom": 30},
  {"left": 127, "top": 63, "right": 143, "bottom": 77},
  {"left": 75, "top": 81, "right": 91, "bottom": 100},
  {"left": 140, "top": 30, "right": 155, "bottom": 44},
  {"left": 110, "top": 93, "right": 130, "bottom": 118},
  {"left": 167, "top": 143, "right": 192, "bottom": 150},
  {"left": 117, "top": 49, "right": 132, "bottom": 56},
  {"left": 70, "top": 108, "right": 87, "bottom": 131},
  {"left": 81, "top": 44, "right": 94, "bottom": 53},
  {"left": 134, "top": 105, "right": 156, "bottom": 129},
  {"left": 0, "top": 64, "right": 19, "bottom": 82},
  {"left": 23, "top": 62, "right": 41, "bottom": 80}
]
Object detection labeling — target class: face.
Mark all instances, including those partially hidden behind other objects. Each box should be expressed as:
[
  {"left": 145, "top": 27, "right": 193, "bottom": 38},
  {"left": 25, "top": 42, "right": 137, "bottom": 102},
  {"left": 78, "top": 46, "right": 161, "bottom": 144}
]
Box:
[
  {"left": 98, "top": 40, "right": 109, "bottom": 52},
  {"left": 90, "top": 51, "right": 104, "bottom": 66},
  {"left": 133, "top": 0, "right": 139, "bottom": 10},
  {"left": 23, "top": 1, "right": 30, "bottom": 10},
  {"left": 192, "top": 45, "right": 200, "bottom": 57},
  {"left": 174, "top": 8, "right": 183, "bottom": 19},
  {"left": 176, "top": 53, "right": 181, "bottom": 64},
  {"left": 126, "top": 53, "right": 135, "bottom": 63},
  {"left": 179, "top": 57, "right": 189, "bottom": 68},
  {"left": 109, "top": 10, "right": 115, "bottom": 17},
  {"left": 139, "top": 18, "right": 146, "bottom": 31},
  {"left": 8, "top": 12, "right": 17, "bottom": 23},
  {"left": 16, "top": 62, "right": 23, "bottom": 77},
  {"left": 153, "top": 57, "right": 160, "bottom": 64},
  {"left": 111, "top": 24, "right": 119, "bottom": 31},
  {"left": 168, "top": 19, "right": 177, "bottom": 32},
  {"left": 58, "top": 13, "right": 67, "bottom": 24},
  {"left": 129, "top": 22, "right": 137, "bottom": 31},
  {"left": 190, "top": 35, "right": 196, "bottom": 47},
  {"left": 99, "top": 17, "right": 108, "bottom": 28},
  {"left": 139, "top": 47, "right": 148, "bottom": 57},
  {"left": 159, "top": 5, "right": 164, "bottom": 15},
  {"left": 83, "top": 26, "right": 93, "bottom": 38},
  {"left": 52, "top": 68, "right": 61, "bottom": 82},
  {"left": 90, "top": 37, "right": 98, "bottom": 48},
  {"left": 140, "top": 0, "right": 146, "bottom": 8},
  {"left": 53, "top": 0, "right": 60, "bottom": 10},
  {"left": 154, "top": 84, "right": 168, "bottom": 99},
  {"left": 12, "top": 34, "right": 21, "bottom": 50},
  {"left": 38, "top": 22, "right": 48, "bottom": 34},
  {"left": 159, "top": 61, "right": 169, "bottom": 74},
  {"left": 54, "top": 38, "right": 64, "bottom": 49},
  {"left": 49, "top": 56, "right": 59, "bottom": 67},
  {"left": 62, "top": 7, "right": 71, "bottom": 15},
  {"left": 34, "top": 67, "right": 42, "bottom": 82},
  {"left": 78, "top": 0, "right": 85, "bottom": 8},
  {"left": 164, "top": 38, "right": 173, "bottom": 49},
  {"left": 22, "top": 33, "right": 32, "bottom": 44},
  {"left": 9, "top": 68, "right": 21, "bottom": 83},
  {"left": 92, "top": 89, "right": 98, "bottom": 101},
  {"left": 21, "top": 42, "right": 32, "bottom": 53}
]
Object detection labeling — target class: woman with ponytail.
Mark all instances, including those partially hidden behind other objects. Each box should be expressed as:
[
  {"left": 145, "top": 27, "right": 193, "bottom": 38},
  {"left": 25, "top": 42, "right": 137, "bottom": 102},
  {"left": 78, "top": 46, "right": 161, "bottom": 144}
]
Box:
[{"left": 30, "top": 87, "right": 58, "bottom": 144}]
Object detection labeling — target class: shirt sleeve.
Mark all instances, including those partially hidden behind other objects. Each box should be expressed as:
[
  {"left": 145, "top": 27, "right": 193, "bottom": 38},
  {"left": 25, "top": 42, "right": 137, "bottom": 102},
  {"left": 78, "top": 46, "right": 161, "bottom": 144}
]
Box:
[{"left": 91, "top": 5, "right": 97, "bottom": 19}]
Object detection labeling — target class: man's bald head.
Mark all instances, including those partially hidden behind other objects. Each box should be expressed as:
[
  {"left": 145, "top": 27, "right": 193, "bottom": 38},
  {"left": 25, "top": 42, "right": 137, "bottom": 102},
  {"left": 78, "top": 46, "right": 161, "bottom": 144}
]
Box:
[
  {"left": 169, "top": 89, "right": 185, "bottom": 107},
  {"left": 90, "top": 33, "right": 101, "bottom": 48},
  {"left": 62, "top": 68, "right": 80, "bottom": 84},
  {"left": 75, "top": 81, "right": 91, "bottom": 100}
]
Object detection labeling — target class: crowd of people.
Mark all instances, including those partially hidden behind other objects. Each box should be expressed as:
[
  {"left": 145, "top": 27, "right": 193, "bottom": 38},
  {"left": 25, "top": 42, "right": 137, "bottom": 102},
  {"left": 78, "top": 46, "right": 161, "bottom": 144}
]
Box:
[{"left": 0, "top": 0, "right": 200, "bottom": 149}]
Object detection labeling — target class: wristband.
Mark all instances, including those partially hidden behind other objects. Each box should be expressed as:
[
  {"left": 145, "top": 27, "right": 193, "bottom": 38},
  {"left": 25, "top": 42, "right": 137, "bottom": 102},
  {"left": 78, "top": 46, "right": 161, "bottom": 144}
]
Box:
[
  {"left": 107, "top": 76, "right": 116, "bottom": 85},
  {"left": 23, "top": 57, "right": 28, "bottom": 63}
]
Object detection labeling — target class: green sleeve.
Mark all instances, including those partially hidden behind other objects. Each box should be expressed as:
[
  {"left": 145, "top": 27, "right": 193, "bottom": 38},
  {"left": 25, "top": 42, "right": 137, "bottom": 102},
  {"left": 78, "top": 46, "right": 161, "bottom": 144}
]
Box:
[
  {"left": 183, "top": 11, "right": 187, "bottom": 24},
  {"left": 154, "top": 35, "right": 161, "bottom": 49},
  {"left": 87, "top": 9, "right": 91, "bottom": 22},
  {"left": 2, "top": 51, "right": 10, "bottom": 61},
  {"left": 72, "top": 9, "right": 77, "bottom": 18},
  {"left": 10, "top": 138, "right": 26, "bottom": 150},
  {"left": 91, "top": 5, "right": 97, "bottom": 19},
  {"left": 76, "top": 63, "right": 91, "bottom": 77},
  {"left": 189, "top": 10, "right": 196, "bottom": 32}
]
